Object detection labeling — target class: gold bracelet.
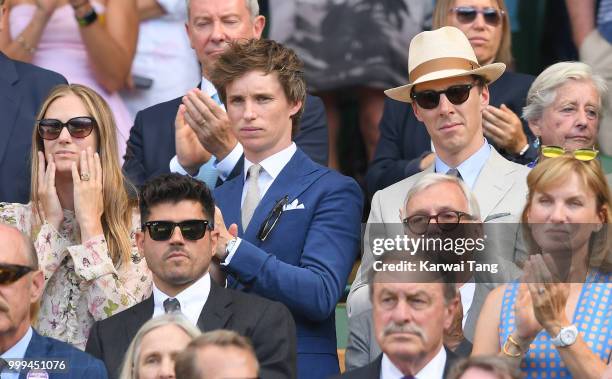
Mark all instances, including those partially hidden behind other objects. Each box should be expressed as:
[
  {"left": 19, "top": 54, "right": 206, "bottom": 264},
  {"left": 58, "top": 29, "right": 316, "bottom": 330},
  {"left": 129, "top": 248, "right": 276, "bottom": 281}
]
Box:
[
  {"left": 502, "top": 334, "right": 525, "bottom": 357},
  {"left": 16, "top": 35, "right": 35, "bottom": 55}
]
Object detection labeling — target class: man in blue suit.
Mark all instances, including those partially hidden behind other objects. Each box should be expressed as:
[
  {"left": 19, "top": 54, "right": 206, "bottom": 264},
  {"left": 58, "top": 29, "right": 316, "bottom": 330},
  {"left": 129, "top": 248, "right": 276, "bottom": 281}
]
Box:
[
  {"left": 122, "top": 0, "right": 328, "bottom": 189},
  {"left": 0, "top": 224, "right": 107, "bottom": 379},
  {"left": 0, "top": 50, "right": 66, "bottom": 203},
  {"left": 211, "top": 39, "right": 363, "bottom": 379}
]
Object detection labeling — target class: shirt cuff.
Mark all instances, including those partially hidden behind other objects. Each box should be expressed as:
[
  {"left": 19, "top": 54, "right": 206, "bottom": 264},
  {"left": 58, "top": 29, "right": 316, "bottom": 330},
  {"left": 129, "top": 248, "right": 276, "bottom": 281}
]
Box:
[
  {"left": 215, "top": 143, "right": 243, "bottom": 181},
  {"left": 220, "top": 237, "right": 242, "bottom": 266},
  {"left": 170, "top": 155, "right": 218, "bottom": 180}
]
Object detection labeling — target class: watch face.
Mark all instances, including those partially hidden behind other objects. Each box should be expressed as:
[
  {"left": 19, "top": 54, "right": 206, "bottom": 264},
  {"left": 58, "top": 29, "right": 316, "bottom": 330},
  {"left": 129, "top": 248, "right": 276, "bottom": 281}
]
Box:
[{"left": 560, "top": 328, "right": 577, "bottom": 345}]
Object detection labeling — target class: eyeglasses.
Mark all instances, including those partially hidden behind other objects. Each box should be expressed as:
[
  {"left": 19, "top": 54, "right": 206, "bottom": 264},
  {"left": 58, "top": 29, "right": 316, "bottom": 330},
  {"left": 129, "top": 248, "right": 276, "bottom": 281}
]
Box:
[
  {"left": 402, "top": 211, "right": 474, "bottom": 235},
  {"left": 411, "top": 84, "right": 474, "bottom": 109},
  {"left": 0, "top": 264, "right": 35, "bottom": 285},
  {"left": 37, "top": 117, "right": 96, "bottom": 140},
  {"left": 257, "top": 196, "right": 288, "bottom": 241},
  {"left": 541, "top": 145, "right": 599, "bottom": 161},
  {"left": 449, "top": 6, "right": 505, "bottom": 26},
  {"left": 142, "top": 220, "right": 213, "bottom": 241}
]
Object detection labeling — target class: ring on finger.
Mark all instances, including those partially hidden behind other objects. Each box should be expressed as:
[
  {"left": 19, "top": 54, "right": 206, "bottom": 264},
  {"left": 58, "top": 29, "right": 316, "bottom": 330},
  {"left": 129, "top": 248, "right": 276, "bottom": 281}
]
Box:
[
  {"left": 538, "top": 287, "right": 545, "bottom": 295},
  {"left": 81, "top": 173, "right": 90, "bottom": 181}
]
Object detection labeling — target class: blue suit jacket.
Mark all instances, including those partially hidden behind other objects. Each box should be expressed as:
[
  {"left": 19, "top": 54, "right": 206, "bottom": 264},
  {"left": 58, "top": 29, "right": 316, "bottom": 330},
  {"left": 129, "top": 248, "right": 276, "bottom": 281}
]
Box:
[
  {"left": 0, "top": 53, "right": 66, "bottom": 203},
  {"left": 123, "top": 93, "right": 328, "bottom": 187},
  {"left": 365, "top": 70, "right": 535, "bottom": 194},
  {"left": 214, "top": 148, "right": 363, "bottom": 379},
  {"left": 18, "top": 330, "right": 107, "bottom": 379}
]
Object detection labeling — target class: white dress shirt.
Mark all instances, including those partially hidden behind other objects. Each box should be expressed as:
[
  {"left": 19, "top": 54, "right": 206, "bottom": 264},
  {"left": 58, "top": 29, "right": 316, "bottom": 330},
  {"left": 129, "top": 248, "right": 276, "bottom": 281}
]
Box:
[
  {"left": 1, "top": 327, "right": 33, "bottom": 379},
  {"left": 152, "top": 273, "right": 211, "bottom": 325},
  {"left": 380, "top": 346, "right": 446, "bottom": 379},
  {"left": 221, "top": 143, "right": 297, "bottom": 265}
]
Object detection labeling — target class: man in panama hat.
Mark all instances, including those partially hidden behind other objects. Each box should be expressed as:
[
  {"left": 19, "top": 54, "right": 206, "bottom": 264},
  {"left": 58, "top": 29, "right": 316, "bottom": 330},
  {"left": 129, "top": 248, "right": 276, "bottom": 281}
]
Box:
[{"left": 345, "top": 26, "right": 531, "bottom": 371}]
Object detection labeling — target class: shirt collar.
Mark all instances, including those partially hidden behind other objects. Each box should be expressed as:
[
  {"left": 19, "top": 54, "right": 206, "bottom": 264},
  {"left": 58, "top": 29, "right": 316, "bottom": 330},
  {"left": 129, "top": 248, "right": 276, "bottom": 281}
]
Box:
[
  {"left": 434, "top": 139, "right": 491, "bottom": 189},
  {"left": 1, "top": 327, "right": 33, "bottom": 359},
  {"left": 200, "top": 77, "right": 217, "bottom": 98},
  {"left": 153, "top": 273, "right": 211, "bottom": 315},
  {"left": 381, "top": 346, "right": 446, "bottom": 379},
  {"left": 243, "top": 143, "right": 297, "bottom": 181}
]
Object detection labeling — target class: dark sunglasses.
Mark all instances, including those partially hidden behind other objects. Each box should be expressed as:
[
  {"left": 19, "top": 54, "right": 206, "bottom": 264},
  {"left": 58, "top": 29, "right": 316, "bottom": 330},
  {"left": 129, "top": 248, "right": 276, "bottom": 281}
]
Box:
[
  {"left": 403, "top": 211, "right": 474, "bottom": 235},
  {"left": 142, "top": 220, "right": 213, "bottom": 241},
  {"left": 257, "top": 196, "right": 289, "bottom": 241},
  {"left": 449, "top": 6, "right": 505, "bottom": 26},
  {"left": 411, "top": 83, "right": 474, "bottom": 109},
  {"left": 37, "top": 117, "right": 96, "bottom": 140},
  {"left": 0, "top": 264, "right": 35, "bottom": 285}
]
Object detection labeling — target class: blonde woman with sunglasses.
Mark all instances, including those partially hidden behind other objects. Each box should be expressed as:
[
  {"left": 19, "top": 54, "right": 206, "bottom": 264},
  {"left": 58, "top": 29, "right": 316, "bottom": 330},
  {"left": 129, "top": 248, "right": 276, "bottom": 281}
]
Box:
[
  {"left": 0, "top": 84, "right": 151, "bottom": 350},
  {"left": 473, "top": 156, "right": 612, "bottom": 378},
  {"left": 522, "top": 61, "right": 608, "bottom": 167}
]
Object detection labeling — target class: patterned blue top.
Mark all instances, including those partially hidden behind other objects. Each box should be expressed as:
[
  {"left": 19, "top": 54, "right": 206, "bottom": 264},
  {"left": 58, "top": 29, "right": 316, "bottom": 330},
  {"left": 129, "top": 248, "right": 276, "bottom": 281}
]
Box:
[{"left": 499, "top": 271, "right": 612, "bottom": 378}]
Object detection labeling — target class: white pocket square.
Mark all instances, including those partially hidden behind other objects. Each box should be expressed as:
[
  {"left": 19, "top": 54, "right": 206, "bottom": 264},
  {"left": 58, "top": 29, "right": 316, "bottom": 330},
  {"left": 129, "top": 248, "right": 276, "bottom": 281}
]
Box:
[{"left": 283, "top": 198, "right": 305, "bottom": 211}]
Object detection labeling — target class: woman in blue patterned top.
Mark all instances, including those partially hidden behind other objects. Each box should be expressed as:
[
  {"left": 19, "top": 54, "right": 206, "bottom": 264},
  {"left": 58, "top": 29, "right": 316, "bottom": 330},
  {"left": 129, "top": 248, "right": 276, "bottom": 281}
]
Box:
[{"left": 472, "top": 155, "right": 611, "bottom": 378}]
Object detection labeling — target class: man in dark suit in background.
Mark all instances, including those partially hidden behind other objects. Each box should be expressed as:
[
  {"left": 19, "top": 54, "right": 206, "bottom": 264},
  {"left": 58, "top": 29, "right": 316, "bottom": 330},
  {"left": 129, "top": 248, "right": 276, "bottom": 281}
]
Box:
[
  {"left": 0, "top": 34, "right": 66, "bottom": 202},
  {"left": 0, "top": 224, "right": 107, "bottom": 379},
  {"left": 123, "top": 0, "right": 328, "bottom": 189},
  {"left": 332, "top": 253, "right": 460, "bottom": 379},
  {"left": 86, "top": 174, "right": 296, "bottom": 379}
]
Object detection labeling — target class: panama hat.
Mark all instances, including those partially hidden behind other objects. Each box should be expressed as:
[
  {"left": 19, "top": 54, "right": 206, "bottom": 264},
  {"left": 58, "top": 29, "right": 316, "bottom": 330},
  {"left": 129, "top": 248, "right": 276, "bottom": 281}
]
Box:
[{"left": 385, "top": 26, "right": 506, "bottom": 103}]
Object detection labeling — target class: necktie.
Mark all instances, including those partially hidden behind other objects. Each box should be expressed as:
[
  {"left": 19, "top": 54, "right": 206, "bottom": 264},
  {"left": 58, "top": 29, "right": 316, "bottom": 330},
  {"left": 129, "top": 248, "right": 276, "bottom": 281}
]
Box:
[
  {"left": 445, "top": 168, "right": 463, "bottom": 181},
  {"left": 163, "top": 297, "right": 181, "bottom": 314},
  {"left": 242, "top": 164, "right": 262, "bottom": 229}
]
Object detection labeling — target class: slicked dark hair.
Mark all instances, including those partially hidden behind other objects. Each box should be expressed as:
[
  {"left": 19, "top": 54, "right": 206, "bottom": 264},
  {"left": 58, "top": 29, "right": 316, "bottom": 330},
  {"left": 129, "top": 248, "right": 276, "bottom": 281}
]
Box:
[
  {"left": 139, "top": 173, "right": 215, "bottom": 224},
  {"left": 210, "top": 38, "right": 306, "bottom": 137}
]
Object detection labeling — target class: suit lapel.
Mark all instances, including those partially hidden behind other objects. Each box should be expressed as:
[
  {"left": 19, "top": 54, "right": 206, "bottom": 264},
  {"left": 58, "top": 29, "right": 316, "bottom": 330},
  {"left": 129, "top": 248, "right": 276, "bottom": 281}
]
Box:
[
  {"left": 20, "top": 331, "right": 50, "bottom": 379},
  {"left": 472, "top": 149, "right": 516, "bottom": 218},
  {"left": 125, "top": 296, "right": 155, "bottom": 339},
  {"left": 0, "top": 54, "right": 20, "bottom": 164},
  {"left": 197, "top": 281, "right": 232, "bottom": 331},
  {"left": 219, "top": 172, "right": 245, "bottom": 234},
  {"left": 241, "top": 149, "right": 320, "bottom": 241}
]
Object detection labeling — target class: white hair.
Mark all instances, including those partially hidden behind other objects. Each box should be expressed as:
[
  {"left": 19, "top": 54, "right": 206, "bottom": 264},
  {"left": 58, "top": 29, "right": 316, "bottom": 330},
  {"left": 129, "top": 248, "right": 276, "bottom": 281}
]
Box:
[
  {"left": 404, "top": 173, "right": 482, "bottom": 221},
  {"left": 186, "top": 0, "right": 259, "bottom": 19},
  {"left": 522, "top": 61, "right": 608, "bottom": 122}
]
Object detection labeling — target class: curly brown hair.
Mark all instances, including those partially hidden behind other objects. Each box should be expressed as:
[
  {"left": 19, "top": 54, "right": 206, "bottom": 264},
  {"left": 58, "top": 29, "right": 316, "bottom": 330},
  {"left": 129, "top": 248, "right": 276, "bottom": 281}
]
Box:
[{"left": 210, "top": 38, "right": 306, "bottom": 137}]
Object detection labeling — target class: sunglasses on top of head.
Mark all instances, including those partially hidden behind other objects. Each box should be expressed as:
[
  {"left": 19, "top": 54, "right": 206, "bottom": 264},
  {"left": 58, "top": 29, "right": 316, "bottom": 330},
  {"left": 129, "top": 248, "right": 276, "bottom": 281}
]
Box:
[
  {"left": 541, "top": 145, "right": 599, "bottom": 161},
  {"left": 37, "top": 117, "right": 96, "bottom": 140},
  {"left": 411, "top": 83, "right": 475, "bottom": 109},
  {"left": 142, "top": 220, "right": 213, "bottom": 241},
  {"left": 0, "top": 264, "right": 35, "bottom": 285},
  {"left": 449, "top": 6, "right": 505, "bottom": 26}
]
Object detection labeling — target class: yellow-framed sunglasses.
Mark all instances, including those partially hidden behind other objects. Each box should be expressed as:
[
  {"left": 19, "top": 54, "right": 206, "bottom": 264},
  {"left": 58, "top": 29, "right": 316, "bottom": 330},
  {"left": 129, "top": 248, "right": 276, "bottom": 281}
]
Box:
[{"left": 541, "top": 145, "right": 599, "bottom": 161}]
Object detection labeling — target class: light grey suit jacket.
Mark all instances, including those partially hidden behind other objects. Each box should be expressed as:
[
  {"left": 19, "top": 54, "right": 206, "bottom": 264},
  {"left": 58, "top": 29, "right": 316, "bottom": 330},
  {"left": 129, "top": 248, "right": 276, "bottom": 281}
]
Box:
[{"left": 346, "top": 148, "right": 529, "bottom": 358}]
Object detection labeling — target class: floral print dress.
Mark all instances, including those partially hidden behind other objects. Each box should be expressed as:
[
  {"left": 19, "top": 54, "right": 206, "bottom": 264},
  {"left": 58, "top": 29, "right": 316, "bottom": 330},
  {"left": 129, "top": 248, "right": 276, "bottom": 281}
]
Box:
[{"left": 0, "top": 202, "right": 152, "bottom": 350}]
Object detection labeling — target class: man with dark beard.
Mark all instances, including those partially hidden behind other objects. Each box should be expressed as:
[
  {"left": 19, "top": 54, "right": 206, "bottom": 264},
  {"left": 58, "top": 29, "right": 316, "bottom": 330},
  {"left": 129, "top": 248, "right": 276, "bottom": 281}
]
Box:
[{"left": 85, "top": 174, "right": 296, "bottom": 379}]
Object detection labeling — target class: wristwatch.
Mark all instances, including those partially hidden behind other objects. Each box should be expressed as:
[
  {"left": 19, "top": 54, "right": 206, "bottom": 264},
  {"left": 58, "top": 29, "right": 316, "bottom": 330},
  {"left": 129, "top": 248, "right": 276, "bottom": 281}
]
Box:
[
  {"left": 225, "top": 237, "right": 238, "bottom": 256},
  {"left": 550, "top": 324, "right": 578, "bottom": 347}
]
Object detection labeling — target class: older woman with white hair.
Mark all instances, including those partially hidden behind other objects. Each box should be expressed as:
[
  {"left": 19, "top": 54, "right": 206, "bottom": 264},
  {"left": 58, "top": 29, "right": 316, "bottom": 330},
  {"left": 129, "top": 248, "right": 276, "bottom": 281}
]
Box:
[
  {"left": 522, "top": 61, "right": 608, "bottom": 166},
  {"left": 119, "top": 314, "right": 201, "bottom": 379}
]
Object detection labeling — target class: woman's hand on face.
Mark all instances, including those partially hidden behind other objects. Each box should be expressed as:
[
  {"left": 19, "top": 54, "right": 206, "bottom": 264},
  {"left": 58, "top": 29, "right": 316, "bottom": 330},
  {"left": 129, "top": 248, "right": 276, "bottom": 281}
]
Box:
[
  {"left": 482, "top": 104, "right": 529, "bottom": 154},
  {"left": 72, "top": 147, "right": 104, "bottom": 241},
  {"left": 526, "top": 254, "right": 571, "bottom": 335},
  {"left": 37, "top": 151, "right": 64, "bottom": 230}
]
